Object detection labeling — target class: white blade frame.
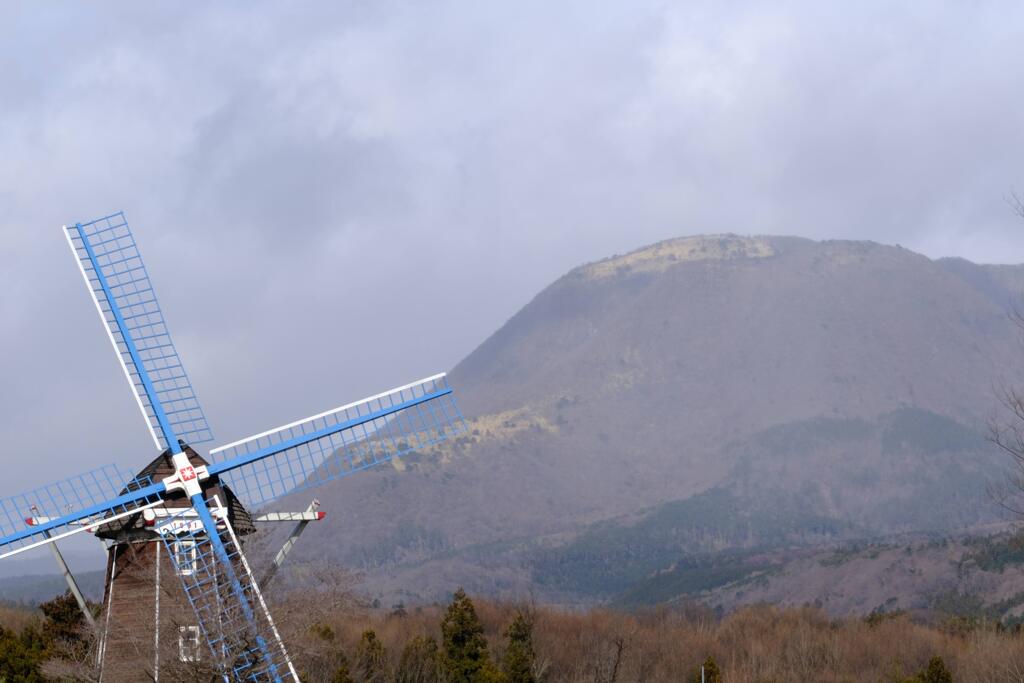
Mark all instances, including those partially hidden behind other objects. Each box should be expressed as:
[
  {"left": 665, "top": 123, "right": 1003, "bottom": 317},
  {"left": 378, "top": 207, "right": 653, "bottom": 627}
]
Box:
[
  {"left": 63, "top": 224, "right": 163, "bottom": 450},
  {"left": 209, "top": 372, "right": 447, "bottom": 456}
]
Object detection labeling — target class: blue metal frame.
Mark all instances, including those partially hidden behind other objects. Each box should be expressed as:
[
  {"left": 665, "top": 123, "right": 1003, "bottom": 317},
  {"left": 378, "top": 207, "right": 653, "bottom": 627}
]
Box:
[
  {"left": 160, "top": 500, "right": 295, "bottom": 681},
  {"left": 77, "top": 222, "right": 180, "bottom": 454},
  {"left": 190, "top": 494, "right": 283, "bottom": 681},
  {"left": 67, "top": 213, "right": 214, "bottom": 448},
  {"left": 208, "top": 374, "right": 465, "bottom": 508},
  {"left": 209, "top": 387, "right": 452, "bottom": 477},
  {"left": 0, "top": 466, "right": 160, "bottom": 552}
]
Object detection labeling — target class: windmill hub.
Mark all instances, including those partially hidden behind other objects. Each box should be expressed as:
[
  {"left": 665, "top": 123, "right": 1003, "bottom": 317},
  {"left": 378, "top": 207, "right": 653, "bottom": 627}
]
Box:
[{"left": 165, "top": 452, "right": 207, "bottom": 498}]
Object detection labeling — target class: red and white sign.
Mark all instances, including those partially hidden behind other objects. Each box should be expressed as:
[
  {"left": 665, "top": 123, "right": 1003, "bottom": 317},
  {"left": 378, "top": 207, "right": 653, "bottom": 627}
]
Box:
[{"left": 179, "top": 465, "right": 197, "bottom": 482}]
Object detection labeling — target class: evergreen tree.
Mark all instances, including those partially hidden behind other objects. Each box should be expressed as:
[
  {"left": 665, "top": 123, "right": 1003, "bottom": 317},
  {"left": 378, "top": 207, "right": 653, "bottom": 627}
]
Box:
[
  {"left": 502, "top": 613, "right": 536, "bottom": 683},
  {"left": 396, "top": 635, "right": 440, "bottom": 683},
  {"left": 39, "top": 591, "right": 90, "bottom": 660},
  {"left": 918, "top": 656, "right": 953, "bottom": 683},
  {"left": 356, "top": 630, "right": 387, "bottom": 683},
  {"left": 39, "top": 591, "right": 85, "bottom": 644},
  {"left": 441, "top": 588, "right": 491, "bottom": 683},
  {"left": 692, "top": 656, "right": 721, "bottom": 683},
  {"left": 0, "top": 624, "right": 46, "bottom": 683}
]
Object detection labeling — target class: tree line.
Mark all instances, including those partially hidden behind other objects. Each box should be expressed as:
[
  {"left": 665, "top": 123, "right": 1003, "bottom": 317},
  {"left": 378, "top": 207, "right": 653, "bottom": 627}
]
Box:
[
  {"left": 0, "top": 587, "right": 1007, "bottom": 682},
  {"left": 275, "top": 589, "right": 976, "bottom": 683}
]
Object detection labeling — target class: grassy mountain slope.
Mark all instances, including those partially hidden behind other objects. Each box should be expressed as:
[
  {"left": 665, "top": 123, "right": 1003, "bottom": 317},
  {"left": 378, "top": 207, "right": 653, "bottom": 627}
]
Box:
[{"left": 269, "top": 234, "right": 1024, "bottom": 606}]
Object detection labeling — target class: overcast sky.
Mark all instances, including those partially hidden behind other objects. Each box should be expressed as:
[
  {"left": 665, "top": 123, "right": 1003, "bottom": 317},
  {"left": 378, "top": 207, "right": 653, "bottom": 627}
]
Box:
[{"left": 2, "top": 1, "right": 1024, "bottom": 495}]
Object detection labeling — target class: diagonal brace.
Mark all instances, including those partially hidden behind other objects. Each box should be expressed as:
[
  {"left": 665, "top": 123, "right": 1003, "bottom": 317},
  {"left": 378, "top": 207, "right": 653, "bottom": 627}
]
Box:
[
  {"left": 34, "top": 515, "right": 97, "bottom": 631},
  {"left": 259, "top": 501, "right": 323, "bottom": 590}
]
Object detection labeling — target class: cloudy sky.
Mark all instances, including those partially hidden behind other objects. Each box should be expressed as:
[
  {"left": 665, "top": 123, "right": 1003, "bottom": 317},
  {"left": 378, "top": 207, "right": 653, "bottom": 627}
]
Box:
[{"left": 2, "top": 1, "right": 1024, "bottom": 495}]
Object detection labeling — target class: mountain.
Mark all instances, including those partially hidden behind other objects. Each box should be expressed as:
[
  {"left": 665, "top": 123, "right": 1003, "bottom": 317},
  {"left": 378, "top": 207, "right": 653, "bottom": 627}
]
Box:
[
  {"left": 269, "top": 235, "right": 1024, "bottom": 607},
  {"left": 0, "top": 571, "right": 103, "bottom": 607},
  {"left": 614, "top": 527, "right": 1024, "bottom": 621}
]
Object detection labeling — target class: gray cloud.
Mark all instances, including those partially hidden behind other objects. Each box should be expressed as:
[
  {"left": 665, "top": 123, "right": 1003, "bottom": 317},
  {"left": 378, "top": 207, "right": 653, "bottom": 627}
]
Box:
[{"left": 1, "top": 1, "right": 1024, "bottom": 498}]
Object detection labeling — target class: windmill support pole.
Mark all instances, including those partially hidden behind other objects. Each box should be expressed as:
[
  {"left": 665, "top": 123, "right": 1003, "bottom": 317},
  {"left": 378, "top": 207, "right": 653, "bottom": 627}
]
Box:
[
  {"left": 259, "top": 500, "right": 321, "bottom": 590},
  {"left": 41, "top": 528, "right": 97, "bottom": 630}
]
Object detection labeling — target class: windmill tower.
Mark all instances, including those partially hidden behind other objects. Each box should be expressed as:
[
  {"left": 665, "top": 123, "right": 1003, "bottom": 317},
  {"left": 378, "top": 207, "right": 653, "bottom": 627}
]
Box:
[
  {"left": 0, "top": 212, "right": 466, "bottom": 682},
  {"left": 95, "top": 447, "right": 256, "bottom": 679},
  {"left": 25, "top": 446, "right": 325, "bottom": 679}
]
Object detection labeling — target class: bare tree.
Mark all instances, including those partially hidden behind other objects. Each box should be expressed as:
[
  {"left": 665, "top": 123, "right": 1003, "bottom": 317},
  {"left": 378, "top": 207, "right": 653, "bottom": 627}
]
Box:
[
  {"left": 989, "top": 380, "right": 1024, "bottom": 514},
  {"left": 989, "top": 195, "right": 1024, "bottom": 514},
  {"left": 1010, "top": 190, "right": 1024, "bottom": 220},
  {"left": 39, "top": 634, "right": 101, "bottom": 682}
]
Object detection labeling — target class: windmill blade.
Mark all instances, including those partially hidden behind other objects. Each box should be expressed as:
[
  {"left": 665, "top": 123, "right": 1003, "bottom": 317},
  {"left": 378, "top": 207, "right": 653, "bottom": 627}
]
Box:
[
  {"left": 64, "top": 212, "right": 213, "bottom": 451},
  {"left": 207, "top": 373, "right": 466, "bottom": 508},
  {"left": 159, "top": 499, "right": 297, "bottom": 681},
  {"left": 0, "top": 464, "right": 163, "bottom": 558}
]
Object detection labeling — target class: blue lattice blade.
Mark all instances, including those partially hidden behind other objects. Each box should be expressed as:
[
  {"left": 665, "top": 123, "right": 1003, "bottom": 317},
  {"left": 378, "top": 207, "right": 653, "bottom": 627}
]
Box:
[
  {"left": 159, "top": 498, "right": 297, "bottom": 681},
  {"left": 0, "top": 465, "right": 163, "bottom": 556},
  {"left": 208, "top": 374, "right": 466, "bottom": 509},
  {"left": 64, "top": 212, "right": 213, "bottom": 451}
]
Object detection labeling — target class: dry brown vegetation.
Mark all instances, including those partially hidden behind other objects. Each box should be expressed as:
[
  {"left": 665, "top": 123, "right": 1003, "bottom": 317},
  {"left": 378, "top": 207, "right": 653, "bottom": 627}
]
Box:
[
  {"left": 273, "top": 591, "right": 1024, "bottom": 683},
  {"left": 10, "top": 588, "right": 1024, "bottom": 681},
  {"left": 0, "top": 603, "right": 41, "bottom": 634}
]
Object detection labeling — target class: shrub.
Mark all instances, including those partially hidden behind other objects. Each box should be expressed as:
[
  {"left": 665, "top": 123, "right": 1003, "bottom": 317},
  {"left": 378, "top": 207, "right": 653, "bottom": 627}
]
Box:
[{"left": 356, "top": 630, "right": 387, "bottom": 683}]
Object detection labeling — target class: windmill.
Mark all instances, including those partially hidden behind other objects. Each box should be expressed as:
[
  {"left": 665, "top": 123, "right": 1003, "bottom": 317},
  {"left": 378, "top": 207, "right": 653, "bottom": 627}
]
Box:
[{"left": 0, "top": 212, "right": 466, "bottom": 681}]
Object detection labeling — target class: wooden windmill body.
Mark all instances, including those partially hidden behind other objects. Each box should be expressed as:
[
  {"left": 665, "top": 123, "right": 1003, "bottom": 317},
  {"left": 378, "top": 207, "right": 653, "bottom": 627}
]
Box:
[{"left": 96, "top": 446, "right": 255, "bottom": 681}]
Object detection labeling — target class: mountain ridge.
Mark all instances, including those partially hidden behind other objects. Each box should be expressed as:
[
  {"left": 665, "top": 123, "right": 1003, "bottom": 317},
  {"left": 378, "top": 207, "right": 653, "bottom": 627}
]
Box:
[{"left": 267, "top": 233, "right": 1024, "bottom": 607}]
